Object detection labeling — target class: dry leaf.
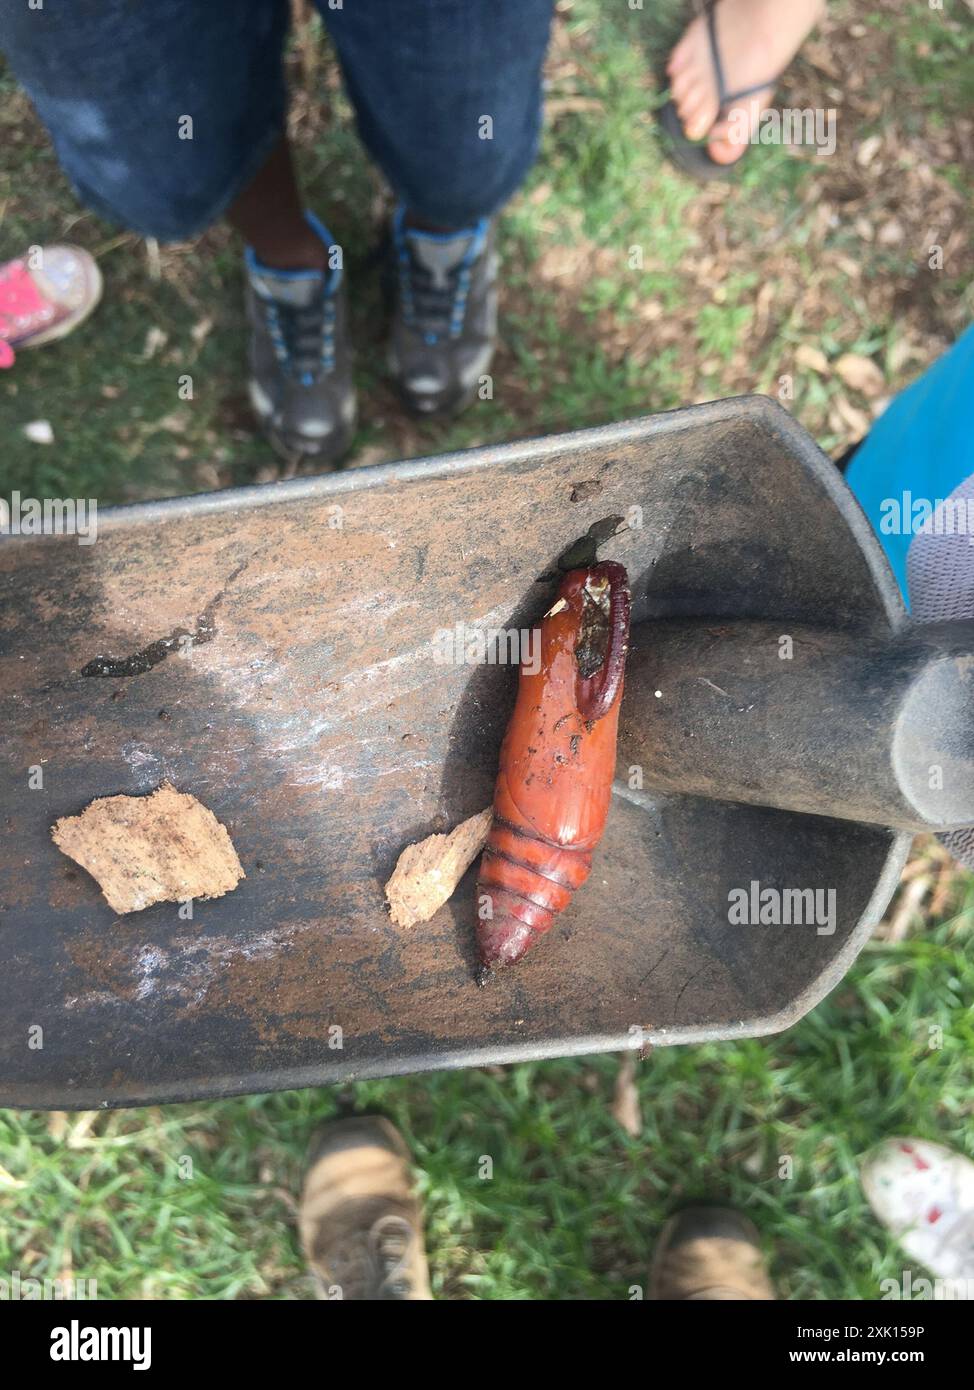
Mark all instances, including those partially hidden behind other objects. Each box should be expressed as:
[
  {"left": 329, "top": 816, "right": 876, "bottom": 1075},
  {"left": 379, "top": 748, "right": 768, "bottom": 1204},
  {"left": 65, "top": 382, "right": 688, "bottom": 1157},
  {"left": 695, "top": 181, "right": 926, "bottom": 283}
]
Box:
[
  {"left": 141, "top": 326, "right": 168, "bottom": 360},
  {"left": 830, "top": 393, "right": 872, "bottom": 440},
  {"left": 888, "top": 337, "right": 921, "bottom": 374},
  {"left": 47, "top": 1112, "right": 69, "bottom": 1142},
  {"left": 610, "top": 1052, "right": 642, "bottom": 1136},
  {"left": 856, "top": 134, "right": 883, "bottom": 168},
  {"left": 191, "top": 316, "right": 214, "bottom": 347},
  {"left": 546, "top": 97, "right": 605, "bottom": 117},
  {"left": 879, "top": 874, "right": 931, "bottom": 943},
  {"left": 834, "top": 254, "right": 863, "bottom": 281},
  {"left": 67, "top": 1112, "right": 99, "bottom": 1149},
  {"left": 52, "top": 782, "right": 244, "bottom": 914},
  {"left": 385, "top": 809, "right": 492, "bottom": 928},
  {"left": 834, "top": 353, "right": 885, "bottom": 397},
  {"left": 795, "top": 344, "right": 830, "bottom": 375},
  {"left": 753, "top": 281, "right": 775, "bottom": 338}
]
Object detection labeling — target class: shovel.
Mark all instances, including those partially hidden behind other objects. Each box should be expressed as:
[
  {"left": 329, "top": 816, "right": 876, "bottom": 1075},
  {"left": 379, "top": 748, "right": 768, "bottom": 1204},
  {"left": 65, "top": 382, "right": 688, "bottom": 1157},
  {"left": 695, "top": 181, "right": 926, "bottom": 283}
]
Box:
[{"left": 1, "top": 395, "right": 972, "bottom": 1109}]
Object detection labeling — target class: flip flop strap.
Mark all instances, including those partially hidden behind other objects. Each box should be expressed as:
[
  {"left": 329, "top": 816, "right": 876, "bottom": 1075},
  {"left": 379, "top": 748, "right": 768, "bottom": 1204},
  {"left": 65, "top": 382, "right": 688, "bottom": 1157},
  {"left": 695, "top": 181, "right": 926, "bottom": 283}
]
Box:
[{"left": 706, "top": 0, "right": 782, "bottom": 111}]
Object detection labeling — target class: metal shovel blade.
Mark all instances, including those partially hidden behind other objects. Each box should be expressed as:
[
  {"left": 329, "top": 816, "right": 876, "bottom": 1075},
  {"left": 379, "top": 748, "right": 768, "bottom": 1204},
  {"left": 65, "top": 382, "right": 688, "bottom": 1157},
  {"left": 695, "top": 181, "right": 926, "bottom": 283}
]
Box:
[{"left": 0, "top": 397, "right": 909, "bottom": 1108}]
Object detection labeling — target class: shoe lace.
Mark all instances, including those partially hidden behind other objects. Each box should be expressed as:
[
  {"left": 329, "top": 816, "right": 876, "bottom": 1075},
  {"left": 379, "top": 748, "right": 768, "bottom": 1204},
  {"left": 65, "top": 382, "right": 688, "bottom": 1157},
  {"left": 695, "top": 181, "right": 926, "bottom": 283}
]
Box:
[
  {"left": 398, "top": 252, "right": 471, "bottom": 346},
  {"left": 259, "top": 287, "right": 337, "bottom": 386},
  {"left": 321, "top": 1214, "right": 417, "bottom": 1300},
  {"left": 395, "top": 218, "right": 485, "bottom": 346},
  {"left": 371, "top": 1214, "right": 417, "bottom": 1299}
]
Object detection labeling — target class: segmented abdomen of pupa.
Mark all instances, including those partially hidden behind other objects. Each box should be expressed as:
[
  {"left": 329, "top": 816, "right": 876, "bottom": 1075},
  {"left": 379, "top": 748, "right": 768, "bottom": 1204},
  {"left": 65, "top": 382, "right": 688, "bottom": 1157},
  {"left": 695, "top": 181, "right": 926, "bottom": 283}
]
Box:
[{"left": 476, "top": 798, "right": 596, "bottom": 969}]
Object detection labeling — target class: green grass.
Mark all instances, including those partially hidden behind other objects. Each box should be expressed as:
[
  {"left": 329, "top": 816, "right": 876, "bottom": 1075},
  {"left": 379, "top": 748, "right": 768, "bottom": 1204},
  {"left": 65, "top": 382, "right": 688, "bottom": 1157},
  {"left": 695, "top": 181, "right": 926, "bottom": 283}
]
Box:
[
  {"left": 1, "top": 886, "right": 972, "bottom": 1300},
  {"left": 4, "top": 0, "right": 969, "bottom": 497},
  {"left": 1, "top": 0, "right": 973, "bottom": 1300},
  {"left": 876, "top": 1, "right": 974, "bottom": 121}
]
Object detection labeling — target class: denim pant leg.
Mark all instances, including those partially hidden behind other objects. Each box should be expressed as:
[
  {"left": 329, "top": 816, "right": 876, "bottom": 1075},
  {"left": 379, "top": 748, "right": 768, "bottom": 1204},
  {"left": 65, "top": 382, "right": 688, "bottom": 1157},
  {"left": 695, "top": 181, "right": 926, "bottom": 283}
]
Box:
[
  {"left": 319, "top": 0, "right": 555, "bottom": 228},
  {"left": 0, "top": 0, "right": 289, "bottom": 241}
]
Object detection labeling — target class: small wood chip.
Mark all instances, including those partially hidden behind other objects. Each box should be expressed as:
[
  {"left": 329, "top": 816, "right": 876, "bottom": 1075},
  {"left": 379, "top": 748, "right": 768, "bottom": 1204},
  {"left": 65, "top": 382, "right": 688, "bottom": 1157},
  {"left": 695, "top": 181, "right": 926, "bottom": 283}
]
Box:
[
  {"left": 385, "top": 808, "right": 492, "bottom": 928},
  {"left": 52, "top": 781, "right": 244, "bottom": 914}
]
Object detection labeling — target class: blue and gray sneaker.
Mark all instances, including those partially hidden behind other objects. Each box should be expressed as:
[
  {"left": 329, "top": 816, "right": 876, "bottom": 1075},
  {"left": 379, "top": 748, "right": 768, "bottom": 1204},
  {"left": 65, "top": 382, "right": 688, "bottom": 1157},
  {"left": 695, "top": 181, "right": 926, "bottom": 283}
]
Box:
[
  {"left": 245, "top": 212, "right": 357, "bottom": 465},
  {"left": 387, "top": 206, "right": 498, "bottom": 418}
]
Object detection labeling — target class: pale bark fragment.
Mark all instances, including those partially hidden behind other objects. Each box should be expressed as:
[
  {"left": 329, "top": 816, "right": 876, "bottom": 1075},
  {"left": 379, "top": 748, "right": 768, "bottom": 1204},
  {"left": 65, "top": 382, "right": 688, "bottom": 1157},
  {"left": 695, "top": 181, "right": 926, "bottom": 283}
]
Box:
[
  {"left": 385, "top": 808, "right": 492, "bottom": 928},
  {"left": 52, "top": 781, "right": 244, "bottom": 914}
]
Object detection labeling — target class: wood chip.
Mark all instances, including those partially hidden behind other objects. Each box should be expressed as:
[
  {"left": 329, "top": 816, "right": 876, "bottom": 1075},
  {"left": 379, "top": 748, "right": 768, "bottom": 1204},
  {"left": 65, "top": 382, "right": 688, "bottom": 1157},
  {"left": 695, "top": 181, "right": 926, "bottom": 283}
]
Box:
[
  {"left": 52, "top": 782, "right": 244, "bottom": 914},
  {"left": 385, "top": 808, "right": 492, "bottom": 928}
]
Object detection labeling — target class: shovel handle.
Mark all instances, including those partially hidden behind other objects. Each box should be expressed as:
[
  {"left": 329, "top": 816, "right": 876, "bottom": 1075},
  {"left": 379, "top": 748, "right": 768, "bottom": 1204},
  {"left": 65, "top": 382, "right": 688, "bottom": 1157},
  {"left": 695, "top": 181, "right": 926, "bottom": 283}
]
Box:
[{"left": 618, "top": 618, "right": 974, "bottom": 834}]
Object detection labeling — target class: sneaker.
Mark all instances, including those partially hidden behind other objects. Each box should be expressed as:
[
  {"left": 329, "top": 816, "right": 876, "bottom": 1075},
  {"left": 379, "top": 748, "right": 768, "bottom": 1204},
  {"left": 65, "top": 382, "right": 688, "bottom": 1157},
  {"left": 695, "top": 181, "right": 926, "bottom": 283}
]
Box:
[
  {"left": 245, "top": 212, "right": 357, "bottom": 466},
  {"left": 298, "top": 1115, "right": 433, "bottom": 1301},
  {"left": 0, "top": 245, "right": 102, "bottom": 368},
  {"left": 861, "top": 1138, "right": 974, "bottom": 1285},
  {"left": 650, "top": 1206, "right": 776, "bottom": 1300},
  {"left": 387, "top": 206, "right": 498, "bottom": 418}
]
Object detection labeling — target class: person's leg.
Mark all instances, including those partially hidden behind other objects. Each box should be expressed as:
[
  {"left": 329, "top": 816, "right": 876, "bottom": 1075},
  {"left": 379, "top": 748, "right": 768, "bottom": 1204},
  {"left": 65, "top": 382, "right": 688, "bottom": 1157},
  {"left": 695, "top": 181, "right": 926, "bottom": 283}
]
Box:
[
  {"left": 0, "top": 0, "right": 289, "bottom": 243},
  {"left": 226, "top": 137, "right": 330, "bottom": 273},
  {"left": 321, "top": 0, "right": 555, "bottom": 232},
  {"left": 319, "top": 0, "right": 555, "bottom": 417},
  {"left": 667, "top": 0, "right": 826, "bottom": 166},
  {"left": 1, "top": 0, "right": 355, "bottom": 465}
]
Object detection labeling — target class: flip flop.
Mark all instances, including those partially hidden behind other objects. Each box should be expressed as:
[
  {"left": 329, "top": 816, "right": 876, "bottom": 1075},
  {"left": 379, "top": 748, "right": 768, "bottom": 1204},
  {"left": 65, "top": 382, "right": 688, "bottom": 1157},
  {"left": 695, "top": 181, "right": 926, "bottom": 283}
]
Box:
[{"left": 659, "top": 0, "right": 783, "bottom": 181}]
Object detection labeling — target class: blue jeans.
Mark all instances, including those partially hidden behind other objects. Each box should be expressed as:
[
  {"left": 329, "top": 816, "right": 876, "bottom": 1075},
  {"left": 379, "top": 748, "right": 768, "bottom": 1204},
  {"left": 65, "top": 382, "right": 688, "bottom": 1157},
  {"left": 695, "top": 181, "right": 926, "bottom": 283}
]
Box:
[{"left": 0, "top": 0, "right": 554, "bottom": 240}]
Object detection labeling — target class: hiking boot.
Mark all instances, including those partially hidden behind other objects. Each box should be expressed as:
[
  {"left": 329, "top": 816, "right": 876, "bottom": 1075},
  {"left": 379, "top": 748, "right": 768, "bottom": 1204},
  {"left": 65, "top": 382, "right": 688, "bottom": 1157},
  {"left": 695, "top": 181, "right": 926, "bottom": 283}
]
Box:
[
  {"left": 245, "top": 212, "right": 357, "bottom": 466},
  {"left": 650, "top": 1206, "right": 775, "bottom": 1300},
  {"left": 298, "top": 1115, "right": 432, "bottom": 1301},
  {"left": 387, "top": 205, "right": 498, "bottom": 418},
  {"left": 0, "top": 245, "right": 102, "bottom": 368}
]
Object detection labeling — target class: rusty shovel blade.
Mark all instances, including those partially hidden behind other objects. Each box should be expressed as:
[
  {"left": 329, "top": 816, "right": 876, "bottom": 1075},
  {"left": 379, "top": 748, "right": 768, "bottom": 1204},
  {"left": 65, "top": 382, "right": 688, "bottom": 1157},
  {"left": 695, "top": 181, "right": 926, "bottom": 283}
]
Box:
[{"left": 0, "top": 398, "right": 909, "bottom": 1108}]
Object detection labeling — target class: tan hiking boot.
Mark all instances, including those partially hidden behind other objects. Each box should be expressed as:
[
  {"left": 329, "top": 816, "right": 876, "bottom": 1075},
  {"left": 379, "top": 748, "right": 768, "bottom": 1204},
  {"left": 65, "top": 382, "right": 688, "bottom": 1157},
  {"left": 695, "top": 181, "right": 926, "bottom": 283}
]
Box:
[
  {"left": 298, "top": 1115, "right": 432, "bottom": 1301},
  {"left": 650, "top": 1206, "right": 775, "bottom": 1300}
]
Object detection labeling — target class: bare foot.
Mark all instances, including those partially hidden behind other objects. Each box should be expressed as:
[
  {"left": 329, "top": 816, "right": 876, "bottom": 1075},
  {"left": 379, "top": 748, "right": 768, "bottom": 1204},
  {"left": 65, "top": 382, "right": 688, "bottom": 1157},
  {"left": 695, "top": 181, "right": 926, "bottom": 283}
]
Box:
[{"left": 666, "top": 0, "right": 826, "bottom": 165}]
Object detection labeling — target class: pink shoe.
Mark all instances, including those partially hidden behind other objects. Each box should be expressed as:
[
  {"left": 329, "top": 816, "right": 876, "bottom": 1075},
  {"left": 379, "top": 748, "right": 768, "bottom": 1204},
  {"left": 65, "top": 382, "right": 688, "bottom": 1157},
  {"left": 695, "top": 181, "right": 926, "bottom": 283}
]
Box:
[{"left": 0, "top": 244, "right": 102, "bottom": 368}]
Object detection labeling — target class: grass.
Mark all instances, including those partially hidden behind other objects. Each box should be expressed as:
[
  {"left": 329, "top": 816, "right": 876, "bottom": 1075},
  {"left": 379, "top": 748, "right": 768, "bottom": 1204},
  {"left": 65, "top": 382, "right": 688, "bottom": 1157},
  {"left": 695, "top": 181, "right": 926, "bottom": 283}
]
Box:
[
  {"left": 1, "top": 0, "right": 973, "bottom": 1299},
  {"left": 1, "top": 878, "right": 972, "bottom": 1300}
]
